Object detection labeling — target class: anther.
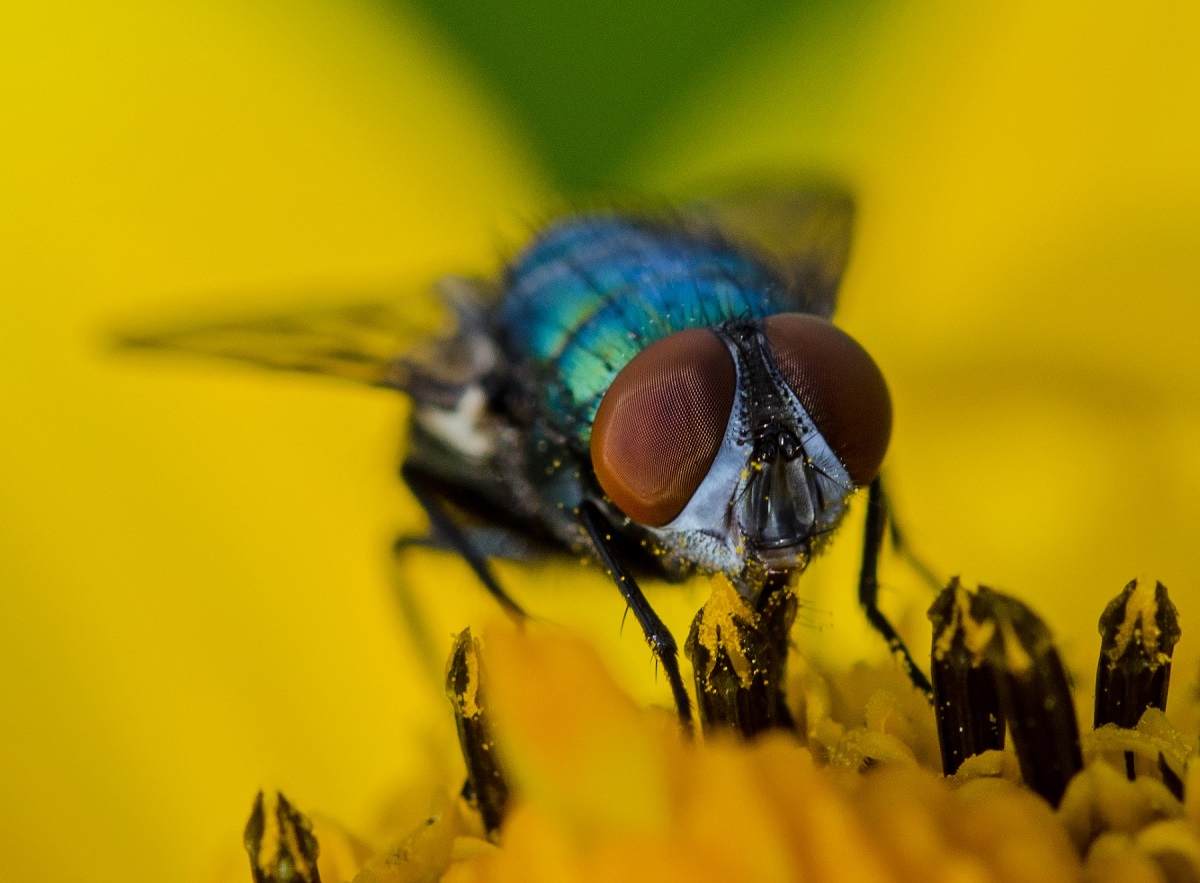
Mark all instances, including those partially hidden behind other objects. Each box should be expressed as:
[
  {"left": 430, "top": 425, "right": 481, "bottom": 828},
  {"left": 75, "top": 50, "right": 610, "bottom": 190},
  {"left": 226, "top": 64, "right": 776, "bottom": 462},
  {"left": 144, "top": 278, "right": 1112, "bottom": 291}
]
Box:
[
  {"left": 244, "top": 791, "right": 322, "bottom": 883},
  {"left": 445, "top": 628, "right": 510, "bottom": 836},
  {"left": 928, "top": 579, "right": 1082, "bottom": 806},
  {"left": 1094, "top": 578, "right": 1181, "bottom": 781},
  {"left": 684, "top": 575, "right": 796, "bottom": 737},
  {"left": 1094, "top": 578, "right": 1181, "bottom": 729},
  {"left": 928, "top": 578, "right": 1004, "bottom": 776}
]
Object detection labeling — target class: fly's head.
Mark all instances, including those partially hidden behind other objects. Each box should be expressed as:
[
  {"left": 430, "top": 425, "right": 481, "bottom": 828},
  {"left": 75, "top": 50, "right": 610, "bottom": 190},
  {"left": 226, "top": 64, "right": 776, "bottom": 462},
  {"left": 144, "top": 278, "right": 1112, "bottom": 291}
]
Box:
[{"left": 589, "top": 314, "right": 891, "bottom": 592}]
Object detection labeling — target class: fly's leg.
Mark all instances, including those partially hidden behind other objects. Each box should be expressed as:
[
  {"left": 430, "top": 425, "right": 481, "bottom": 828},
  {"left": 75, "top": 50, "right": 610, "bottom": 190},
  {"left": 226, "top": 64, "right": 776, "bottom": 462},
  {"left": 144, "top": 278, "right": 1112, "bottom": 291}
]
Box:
[
  {"left": 394, "top": 526, "right": 545, "bottom": 563},
  {"left": 860, "top": 476, "right": 934, "bottom": 699},
  {"left": 579, "top": 500, "right": 693, "bottom": 730},
  {"left": 393, "top": 523, "right": 545, "bottom": 676},
  {"left": 884, "top": 491, "right": 943, "bottom": 593},
  {"left": 401, "top": 463, "right": 528, "bottom": 622},
  {"left": 391, "top": 533, "right": 442, "bottom": 678}
]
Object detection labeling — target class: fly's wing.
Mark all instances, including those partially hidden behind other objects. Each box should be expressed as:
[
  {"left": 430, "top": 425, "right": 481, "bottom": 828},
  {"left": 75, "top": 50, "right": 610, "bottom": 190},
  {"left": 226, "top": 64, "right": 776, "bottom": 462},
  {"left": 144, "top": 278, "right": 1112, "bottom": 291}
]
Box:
[
  {"left": 116, "top": 278, "right": 489, "bottom": 395},
  {"left": 685, "top": 188, "right": 855, "bottom": 320}
]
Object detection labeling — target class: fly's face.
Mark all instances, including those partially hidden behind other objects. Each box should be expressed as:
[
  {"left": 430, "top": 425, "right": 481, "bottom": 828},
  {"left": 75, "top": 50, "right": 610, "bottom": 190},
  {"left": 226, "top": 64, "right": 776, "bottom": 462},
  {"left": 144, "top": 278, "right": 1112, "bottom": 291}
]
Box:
[{"left": 590, "top": 313, "right": 892, "bottom": 584}]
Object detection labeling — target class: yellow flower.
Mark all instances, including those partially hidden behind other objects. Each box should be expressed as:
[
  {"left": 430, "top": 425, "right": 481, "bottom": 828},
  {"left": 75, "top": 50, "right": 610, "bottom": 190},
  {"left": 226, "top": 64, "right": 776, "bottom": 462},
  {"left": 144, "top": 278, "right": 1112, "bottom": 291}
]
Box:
[
  {"left": 450, "top": 620, "right": 930, "bottom": 883},
  {"left": 244, "top": 577, "right": 1200, "bottom": 882},
  {"left": 4, "top": 1, "right": 1200, "bottom": 882}
]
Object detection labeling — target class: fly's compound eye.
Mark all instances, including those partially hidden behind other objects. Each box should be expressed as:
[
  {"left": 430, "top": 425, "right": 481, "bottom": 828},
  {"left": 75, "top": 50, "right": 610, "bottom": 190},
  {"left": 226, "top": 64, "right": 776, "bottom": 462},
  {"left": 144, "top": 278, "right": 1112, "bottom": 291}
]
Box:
[
  {"left": 591, "top": 328, "right": 736, "bottom": 526},
  {"left": 763, "top": 313, "right": 892, "bottom": 486}
]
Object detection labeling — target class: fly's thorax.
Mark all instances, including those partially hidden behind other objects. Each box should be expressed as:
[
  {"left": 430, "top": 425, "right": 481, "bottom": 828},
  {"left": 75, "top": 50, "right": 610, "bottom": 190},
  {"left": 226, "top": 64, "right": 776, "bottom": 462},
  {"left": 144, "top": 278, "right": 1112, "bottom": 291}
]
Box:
[
  {"left": 590, "top": 313, "right": 892, "bottom": 592},
  {"left": 493, "top": 213, "right": 793, "bottom": 453}
]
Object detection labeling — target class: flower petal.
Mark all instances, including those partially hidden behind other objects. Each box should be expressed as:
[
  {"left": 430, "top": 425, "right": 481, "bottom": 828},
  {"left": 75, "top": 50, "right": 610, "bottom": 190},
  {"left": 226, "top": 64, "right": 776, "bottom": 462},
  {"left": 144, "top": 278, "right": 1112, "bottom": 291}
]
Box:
[
  {"left": 0, "top": 2, "right": 542, "bottom": 880},
  {"left": 481, "top": 624, "right": 678, "bottom": 842}
]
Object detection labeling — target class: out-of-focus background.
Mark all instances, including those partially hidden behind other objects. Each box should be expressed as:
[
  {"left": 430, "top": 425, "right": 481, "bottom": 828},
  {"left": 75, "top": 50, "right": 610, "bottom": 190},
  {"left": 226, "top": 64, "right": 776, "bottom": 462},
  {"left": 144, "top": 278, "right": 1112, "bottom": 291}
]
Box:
[{"left": 2, "top": 2, "right": 1199, "bottom": 881}]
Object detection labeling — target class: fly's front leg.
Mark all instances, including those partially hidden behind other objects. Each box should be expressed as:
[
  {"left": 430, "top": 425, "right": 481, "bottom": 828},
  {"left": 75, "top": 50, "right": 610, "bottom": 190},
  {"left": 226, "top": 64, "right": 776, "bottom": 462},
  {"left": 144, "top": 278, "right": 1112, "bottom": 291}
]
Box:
[
  {"left": 401, "top": 463, "right": 528, "bottom": 622},
  {"left": 859, "top": 476, "right": 934, "bottom": 700},
  {"left": 578, "top": 500, "right": 693, "bottom": 731}
]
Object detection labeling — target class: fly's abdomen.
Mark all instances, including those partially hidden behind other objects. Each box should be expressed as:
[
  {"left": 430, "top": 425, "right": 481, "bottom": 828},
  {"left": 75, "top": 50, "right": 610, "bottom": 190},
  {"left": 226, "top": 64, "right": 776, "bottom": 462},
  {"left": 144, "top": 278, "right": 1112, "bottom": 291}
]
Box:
[{"left": 494, "top": 215, "right": 789, "bottom": 445}]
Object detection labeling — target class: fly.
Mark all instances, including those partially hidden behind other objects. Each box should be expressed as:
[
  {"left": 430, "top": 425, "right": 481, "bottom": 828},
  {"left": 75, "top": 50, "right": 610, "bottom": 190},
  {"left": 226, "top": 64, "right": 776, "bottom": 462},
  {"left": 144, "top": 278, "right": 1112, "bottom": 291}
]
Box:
[{"left": 120, "top": 188, "right": 935, "bottom": 727}]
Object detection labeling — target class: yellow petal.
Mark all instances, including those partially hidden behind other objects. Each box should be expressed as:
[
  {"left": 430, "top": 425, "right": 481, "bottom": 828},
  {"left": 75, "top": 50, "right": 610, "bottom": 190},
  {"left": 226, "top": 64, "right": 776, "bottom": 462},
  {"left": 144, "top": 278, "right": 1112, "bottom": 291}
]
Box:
[
  {"left": 676, "top": 738, "right": 799, "bottom": 882},
  {"left": 750, "top": 734, "right": 900, "bottom": 883},
  {"left": 1083, "top": 833, "right": 1166, "bottom": 883},
  {"left": 481, "top": 624, "right": 677, "bottom": 843},
  {"left": 0, "top": 2, "right": 542, "bottom": 881}
]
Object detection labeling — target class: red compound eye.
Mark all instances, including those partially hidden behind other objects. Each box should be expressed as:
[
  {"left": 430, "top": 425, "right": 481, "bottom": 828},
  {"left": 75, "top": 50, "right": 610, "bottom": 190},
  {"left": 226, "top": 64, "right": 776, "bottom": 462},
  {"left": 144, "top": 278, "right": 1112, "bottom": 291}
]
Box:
[
  {"left": 763, "top": 313, "right": 892, "bottom": 486},
  {"left": 591, "top": 328, "right": 736, "bottom": 526}
]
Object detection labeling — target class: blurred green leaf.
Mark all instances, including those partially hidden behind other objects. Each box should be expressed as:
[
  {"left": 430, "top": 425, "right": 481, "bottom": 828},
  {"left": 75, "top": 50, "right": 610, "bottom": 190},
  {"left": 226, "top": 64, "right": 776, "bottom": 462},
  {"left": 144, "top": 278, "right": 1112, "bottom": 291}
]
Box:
[{"left": 401, "top": 0, "right": 852, "bottom": 192}]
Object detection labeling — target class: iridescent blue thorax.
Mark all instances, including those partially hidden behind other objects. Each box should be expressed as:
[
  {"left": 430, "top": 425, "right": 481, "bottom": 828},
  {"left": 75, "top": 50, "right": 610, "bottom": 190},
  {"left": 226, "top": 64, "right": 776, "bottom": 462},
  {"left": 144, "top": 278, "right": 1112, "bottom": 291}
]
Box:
[{"left": 493, "top": 216, "right": 791, "bottom": 447}]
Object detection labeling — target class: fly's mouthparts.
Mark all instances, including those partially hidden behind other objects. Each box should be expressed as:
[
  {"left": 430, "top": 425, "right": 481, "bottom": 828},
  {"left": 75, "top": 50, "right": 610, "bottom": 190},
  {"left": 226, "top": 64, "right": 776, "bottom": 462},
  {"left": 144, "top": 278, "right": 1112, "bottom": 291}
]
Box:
[
  {"left": 446, "top": 628, "right": 510, "bottom": 837},
  {"left": 684, "top": 575, "right": 797, "bottom": 738},
  {"left": 744, "top": 459, "right": 815, "bottom": 552},
  {"left": 928, "top": 579, "right": 1082, "bottom": 806}
]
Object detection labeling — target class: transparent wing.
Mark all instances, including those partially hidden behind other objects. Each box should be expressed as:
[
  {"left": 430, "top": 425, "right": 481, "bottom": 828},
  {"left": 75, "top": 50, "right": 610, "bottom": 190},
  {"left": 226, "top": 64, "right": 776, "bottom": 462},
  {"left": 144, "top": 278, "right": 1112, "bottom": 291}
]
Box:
[
  {"left": 115, "top": 280, "right": 481, "bottom": 392},
  {"left": 685, "top": 187, "right": 855, "bottom": 320}
]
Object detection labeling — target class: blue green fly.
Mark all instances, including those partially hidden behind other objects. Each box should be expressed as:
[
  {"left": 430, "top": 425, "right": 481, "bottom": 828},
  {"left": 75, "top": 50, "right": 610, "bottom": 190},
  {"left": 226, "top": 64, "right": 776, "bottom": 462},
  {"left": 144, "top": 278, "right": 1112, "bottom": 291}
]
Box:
[{"left": 122, "top": 190, "right": 932, "bottom": 725}]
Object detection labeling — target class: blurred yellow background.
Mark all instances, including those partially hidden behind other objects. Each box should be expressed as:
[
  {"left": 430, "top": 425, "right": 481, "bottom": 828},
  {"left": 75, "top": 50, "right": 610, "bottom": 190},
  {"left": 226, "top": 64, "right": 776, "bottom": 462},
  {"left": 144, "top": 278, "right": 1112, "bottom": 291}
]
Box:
[
  {"left": 637, "top": 1, "right": 1200, "bottom": 672},
  {"left": 3, "top": 1, "right": 1200, "bottom": 881},
  {"left": 0, "top": 2, "right": 546, "bottom": 880}
]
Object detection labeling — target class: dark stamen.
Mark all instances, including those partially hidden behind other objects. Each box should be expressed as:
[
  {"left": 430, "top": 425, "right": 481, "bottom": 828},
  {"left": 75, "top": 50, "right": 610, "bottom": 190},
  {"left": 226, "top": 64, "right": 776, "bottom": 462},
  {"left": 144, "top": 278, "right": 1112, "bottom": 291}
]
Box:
[
  {"left": 685, "top": 575, "right": 796, "bottom": 737},
  {"left": 1095, "top": 578, "right": 1180, "bottom": 728},
  {"left": 244, "top": 791, "right": 322, "bottom": 883},
  {"left": 1094, "top": 579, "right": 1181, "bottom": 782},
  {"left": 928, "top": 578, "right": 1004, "bottom": 775},
  {"left": 1159, "top": 753, "right": 1185, "bottom": 801},
  {"left": 445, "top": 628, "right": 510, "bottom": 836},
  {"left": 928, "top": 580, "right": 1082, "bottom": 806}
]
